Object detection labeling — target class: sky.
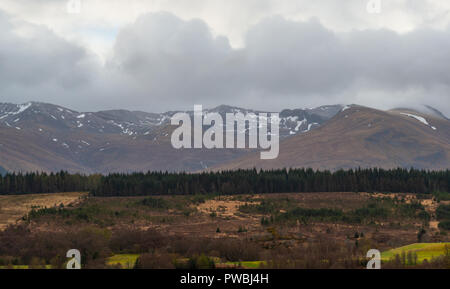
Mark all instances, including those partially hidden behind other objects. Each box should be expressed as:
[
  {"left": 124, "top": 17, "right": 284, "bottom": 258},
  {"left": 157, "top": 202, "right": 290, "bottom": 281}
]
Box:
[{"left": 0, "top": 0, "right": 449, "bottom": 115}]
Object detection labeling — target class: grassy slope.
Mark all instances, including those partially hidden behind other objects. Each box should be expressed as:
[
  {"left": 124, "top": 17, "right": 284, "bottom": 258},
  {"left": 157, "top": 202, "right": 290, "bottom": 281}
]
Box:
[
  {"left": 0, "top": 192, "right": 87, "bottom": 229},
  {"left": 106, "top": 254, "right": 140, "bottom": 269},
  {"left": 382, "top": 243, "right": 450, "bottom": 263},
  {"left": 215, "top": 107, "right": 450, "bottom": 171},
  {"left": 222, "top": 261, "right": 266, "bottom": 268}
]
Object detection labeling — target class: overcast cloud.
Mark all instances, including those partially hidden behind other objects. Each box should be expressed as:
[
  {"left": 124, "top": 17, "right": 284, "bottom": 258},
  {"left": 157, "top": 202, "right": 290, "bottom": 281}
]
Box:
[{"left": 0, "top": 0, "right": 449, "bottom": 115}]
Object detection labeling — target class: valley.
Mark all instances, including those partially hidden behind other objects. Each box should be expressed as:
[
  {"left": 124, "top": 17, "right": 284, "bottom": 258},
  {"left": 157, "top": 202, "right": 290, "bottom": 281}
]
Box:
[{"left": 1, "top": 190, "right": 449, "bottom": 269}]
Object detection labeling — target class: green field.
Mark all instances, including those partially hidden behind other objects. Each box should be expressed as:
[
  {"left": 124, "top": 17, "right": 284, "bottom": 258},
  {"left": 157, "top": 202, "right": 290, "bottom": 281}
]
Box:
[
  {"left": 0, "top": 265, "right": 52, "bottom": 269},
  {"left": 382, "top": 243, "right": 450, "bottom": 263},
  {"left": 106, "top": 254, "right": 140, "bottom": 269},
  {"left": 222, "top": 261, "right": 266, "bottom": 268}
]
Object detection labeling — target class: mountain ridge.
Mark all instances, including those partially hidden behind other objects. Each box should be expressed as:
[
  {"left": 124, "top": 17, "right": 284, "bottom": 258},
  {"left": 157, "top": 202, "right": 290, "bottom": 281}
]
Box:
[
  {"left": 1, "top": 101, "right": 448, "bottom": 173},
  {"left": 212, "top": 105, "right": 450, "bottom": 171},
  {"left": 0, "top": 101, "right": 342, "bottom": 173}
]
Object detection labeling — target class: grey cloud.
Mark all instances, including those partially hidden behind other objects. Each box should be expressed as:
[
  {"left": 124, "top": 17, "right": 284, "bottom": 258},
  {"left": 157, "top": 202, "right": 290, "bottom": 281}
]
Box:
[
  {"left": 0, "top": 10, "right": 100, "bottom": 107},
  {"left": 110, "top": 12, "right": 237, "bottom": 107},
  {"left": 243, "top": 17, "right": 353, "bottom": 95},
  {"left": 108, "top": 12, "right": 449, "bottom": 114},
  {"left": 0, "top": 10, "right": 449, "bottom": 116},
  {"left": 0, "top": 12, "right": 94, "bottom": 89},
  {"left": 347, "top": 28, "right": 450, "bottom": 89}
]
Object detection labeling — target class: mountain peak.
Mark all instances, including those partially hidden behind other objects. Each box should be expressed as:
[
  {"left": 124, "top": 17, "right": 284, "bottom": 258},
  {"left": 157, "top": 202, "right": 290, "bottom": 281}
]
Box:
[
  {"left": 390, "top": 105, "right": 449, "bottom": 121},
  {"left": 0, "top": 101, "right": 448, "bottom": 173}
]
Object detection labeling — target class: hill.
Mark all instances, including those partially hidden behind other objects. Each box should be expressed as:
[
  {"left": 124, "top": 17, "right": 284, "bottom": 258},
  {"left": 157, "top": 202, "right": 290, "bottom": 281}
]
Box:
[
  {"left": 0, "top": 102, "right": 340, "bottom": 173},
  {"left": 214, "top": 105, "right": 450, "bottom": 171}
]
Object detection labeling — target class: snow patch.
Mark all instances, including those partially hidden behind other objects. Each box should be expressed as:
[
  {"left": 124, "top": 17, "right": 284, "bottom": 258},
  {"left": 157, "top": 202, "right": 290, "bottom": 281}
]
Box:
[
  {"left": 16, "top": 103, "right": 32, "bottom": 114},
  {"left": 342, "top": 105, "right": 351, "bottom": 112},
  {"left": 303, "top": 123, "right": 319, "bottom": 132},
  {"left": 0, "top": 102, "right": 32, "bottom": 119},
  {"left": 295, "top": 118, "right": 307, "bottom": 131},
  {"left": 400, "top": 113, "right": 437, "bottom": 130},
  {"left": 286, "top": 116, "right": 299, "bottom": 122}
]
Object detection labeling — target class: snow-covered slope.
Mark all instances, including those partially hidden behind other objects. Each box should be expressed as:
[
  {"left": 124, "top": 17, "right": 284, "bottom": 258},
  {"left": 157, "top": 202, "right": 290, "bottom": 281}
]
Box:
[
  {"left": 0, "top": 102, "right": 343, "bottom": 173},
  {"left": 3, "top": 102, "right": 446, "bottom": 173},
  {"left": 214, "top": 105, "right": 450, "bottom": 171}
]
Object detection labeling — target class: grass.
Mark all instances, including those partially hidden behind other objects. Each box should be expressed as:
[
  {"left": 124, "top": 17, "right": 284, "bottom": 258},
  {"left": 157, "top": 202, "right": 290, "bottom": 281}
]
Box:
[
  {"left": 106, "top": 254, "right": 140, "bottom": 269},
  {"left": 222, "top": 261, "right": 266, "bottom": 268},
  {"left": 0, "top": 265, "right": 30, "bottom": 269},
  {"left": 381, "top": 243, "right": 450, "bottom": 263},
  {"left": 0, "top": 265, "right": 52, "bottom": 269},
  {"left": 0, "top": 192, "right": 87, "bottom": 229},
  {"left": 24, "top": 194, "right": 206, "bottom": 228}
]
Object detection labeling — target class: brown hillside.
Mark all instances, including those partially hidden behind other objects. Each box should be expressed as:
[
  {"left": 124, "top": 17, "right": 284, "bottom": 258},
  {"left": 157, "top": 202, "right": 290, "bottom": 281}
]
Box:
[{"left": 213, "top": 106, "right": 450, "bottom": 171}]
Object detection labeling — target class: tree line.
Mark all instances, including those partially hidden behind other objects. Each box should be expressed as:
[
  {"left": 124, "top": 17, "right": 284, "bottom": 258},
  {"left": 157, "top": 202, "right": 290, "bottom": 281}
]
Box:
[
  {"left": 0, "top": 168, "right": 448, "bottom": 196},
  {"left": 91, "top": 168, "right": 449, "bottom": 196},
  {"left": 0, "top": 171, "right": 100, "bottom": 195}
]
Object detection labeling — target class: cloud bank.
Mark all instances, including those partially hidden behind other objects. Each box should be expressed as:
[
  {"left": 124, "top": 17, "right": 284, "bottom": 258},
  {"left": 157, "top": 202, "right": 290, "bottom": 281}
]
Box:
[{"left": 0, "top": 7, "right": 449, "bottom": 115}]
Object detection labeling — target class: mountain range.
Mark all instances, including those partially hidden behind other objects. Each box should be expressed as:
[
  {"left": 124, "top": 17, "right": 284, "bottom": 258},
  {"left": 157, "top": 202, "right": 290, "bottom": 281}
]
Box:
[{"left": 0, "top": 101, "right": 448, "bottom": 173}]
